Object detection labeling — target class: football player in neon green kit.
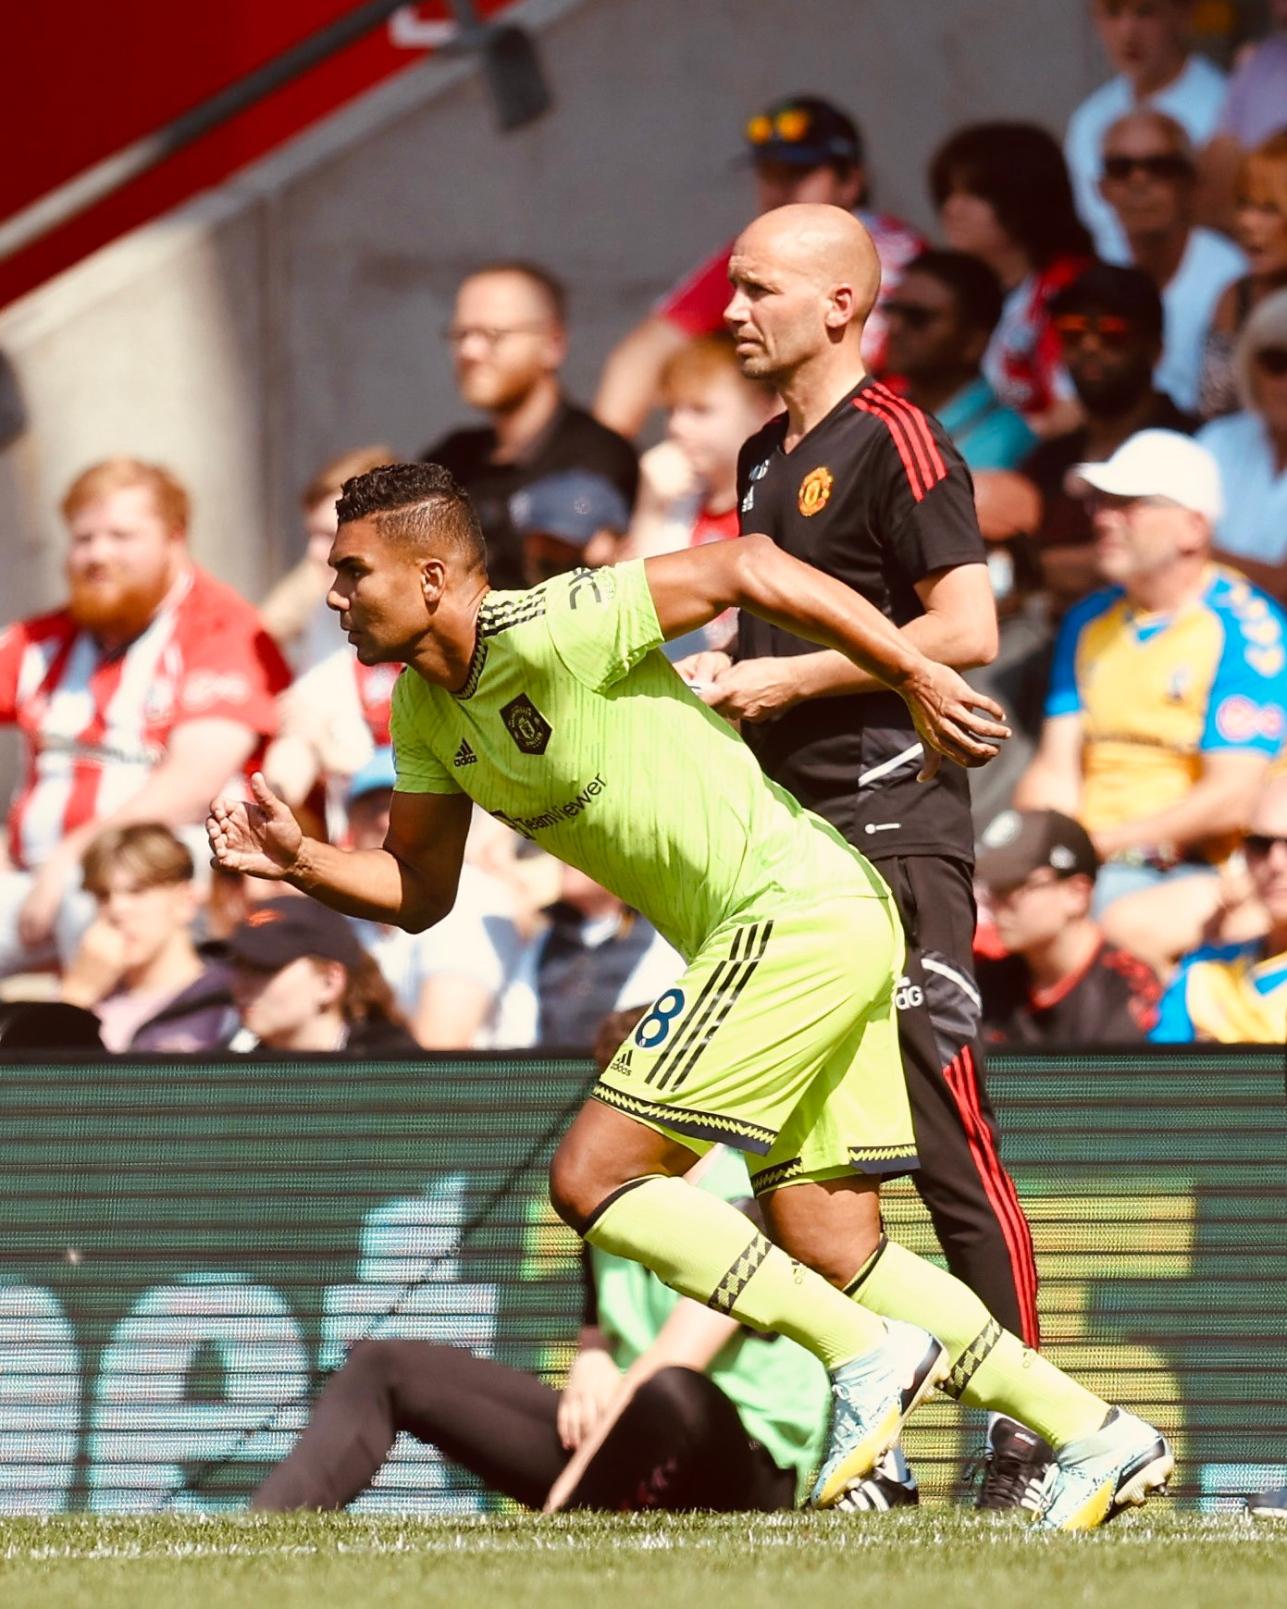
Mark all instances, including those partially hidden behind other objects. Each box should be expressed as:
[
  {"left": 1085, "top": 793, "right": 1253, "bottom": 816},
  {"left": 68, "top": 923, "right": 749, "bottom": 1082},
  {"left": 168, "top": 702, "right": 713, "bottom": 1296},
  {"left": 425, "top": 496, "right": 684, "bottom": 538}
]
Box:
[{"left": 208, "top": 212, "right": 1172, "bottom": 1530}]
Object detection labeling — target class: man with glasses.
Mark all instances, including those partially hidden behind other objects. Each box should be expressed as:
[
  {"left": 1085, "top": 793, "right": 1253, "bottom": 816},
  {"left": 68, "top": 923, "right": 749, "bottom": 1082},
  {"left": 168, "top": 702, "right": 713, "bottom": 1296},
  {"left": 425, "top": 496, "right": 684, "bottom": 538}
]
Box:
[
  {"left": 1153, "top": 771, "right": 1287, "bottom": 1043},
  {"left": 1066, "top": 0, "right": 1226, "bottom": 261},
  {"left": 1015, "top": 429, "right": 1287, "bottom": 975},
  {"left": 975, "top": 808, "right": 1160, "bottom": 1046},
  {"left": 1098, "top": 109, "right": 1246, "bottom": 411},
  {"left": 593, "top": 97, "right": 924, "bottom": 438},
  {"left": 423, "top": 262, "right": 638, "bottom": 591},
  {"left": 1018, "top": 263, "right": 1198, "bottom": 608},
  {"left": 882, "top": 251, "right": 1035, "bottom": 472}
]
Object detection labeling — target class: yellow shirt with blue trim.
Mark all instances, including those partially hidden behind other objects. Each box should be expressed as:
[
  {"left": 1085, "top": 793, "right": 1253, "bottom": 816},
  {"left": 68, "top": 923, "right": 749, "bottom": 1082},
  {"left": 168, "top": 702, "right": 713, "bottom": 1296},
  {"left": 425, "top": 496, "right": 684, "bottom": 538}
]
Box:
[
  {"left": 1151, "top": 940, "right": 1287, "bottom": 1043},
  {"left": 1046, "top": 566, "right": 1287, "bottom": 858}
]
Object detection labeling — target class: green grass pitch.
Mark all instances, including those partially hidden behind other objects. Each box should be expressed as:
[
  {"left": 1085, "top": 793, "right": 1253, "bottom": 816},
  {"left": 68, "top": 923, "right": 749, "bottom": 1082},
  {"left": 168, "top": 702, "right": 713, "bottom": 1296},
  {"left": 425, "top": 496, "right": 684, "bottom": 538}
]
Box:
[{"left": 2, "top": 1511, "right": 1283, "bottom": 1609}]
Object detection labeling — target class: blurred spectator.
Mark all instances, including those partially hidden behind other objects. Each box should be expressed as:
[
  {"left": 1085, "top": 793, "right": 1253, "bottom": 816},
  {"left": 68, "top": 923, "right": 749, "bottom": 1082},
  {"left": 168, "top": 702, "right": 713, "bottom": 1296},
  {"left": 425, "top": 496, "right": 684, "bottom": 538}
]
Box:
[
  {"left": 975, "top": 808, "right": 1161, "bottom": 1044},
  {"left": 1152, "top": 771, "right": 1287, "bottom": 1040},
  {"left": 1015, "top": 429, "right": 1287, "bottom": 973},
  {"left": 1066, "top": 0, "right": 1226, "bottom": 261},
  {"left": 1021, "top": 264, "right": 1198, "bottom": 607},
  {"left": 930, "top": 122, "right": 1092, "bottom": 433},
  {"left": 260, "top": 445, "right": 395, "bottom": 673},
  {"left": 422, "top": 262, "right": 637, "bottom": 591},
  {"left": 1097, "top": 109, "right": 1246, "bottom": 411},
  {"left": 1198, "top": 133, "right": 1287, "bottom": 417},
  {"left": 883, "top": 250, "right": 1037, "bottom": 470},
  {"left": 225, "top": 895, "right": 419, "bottom": 1056},
  {"left": 510, "top": 469, "right": 631, "bottom": 585},
  {"left": 593, "top": 95, "right": 925, "bottom": 436},
  {"left": 1198, "top": 0, "right": 1287, "bottom": 229},
  {"left": 0, "top": 458, "right": 290, "bottom": 972},
  {"left": 963, "top": 520, "right": 1052, "bottom": 834},
  {"left": 509, "top": 865, "right": 682, "bottom": 1050},
  {"left": 263, "top": 647, "right": 400, "bottom": 827},
  {"left": 622, "top": 334, "right": 778, "bottom": 657},
  {"left": 1198, "top": 288, "right": 1287, "bottom": 597},
  {"left": 62, "top": 824, "right": 236, "bottom": 1053},
  {"left": 341, "top": 749, "right": 525, "bottom": 1049}
]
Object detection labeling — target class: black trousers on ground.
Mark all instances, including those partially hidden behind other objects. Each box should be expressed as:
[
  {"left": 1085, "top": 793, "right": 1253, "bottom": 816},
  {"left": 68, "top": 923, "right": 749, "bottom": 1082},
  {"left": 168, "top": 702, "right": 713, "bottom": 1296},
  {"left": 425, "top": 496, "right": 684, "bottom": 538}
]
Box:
[
  {"left": 873, "top": 854, "right": 1041, "bottom": 1347},
  {"left": 252, "top": 1340, "right": 796, "bottom": 1513}
]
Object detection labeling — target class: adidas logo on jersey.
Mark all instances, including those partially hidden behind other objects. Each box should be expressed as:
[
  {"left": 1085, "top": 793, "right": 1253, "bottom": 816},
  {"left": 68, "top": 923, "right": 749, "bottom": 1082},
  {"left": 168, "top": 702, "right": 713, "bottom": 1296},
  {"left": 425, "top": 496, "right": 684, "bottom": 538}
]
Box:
[{"left": 453, "top": 739, "right": 478, "bottom": 767}]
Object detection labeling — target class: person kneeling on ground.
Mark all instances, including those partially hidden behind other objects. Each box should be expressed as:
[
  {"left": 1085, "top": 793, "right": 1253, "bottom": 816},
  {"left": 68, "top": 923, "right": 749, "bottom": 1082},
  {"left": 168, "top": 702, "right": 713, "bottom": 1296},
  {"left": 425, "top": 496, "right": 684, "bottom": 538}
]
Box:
[{"left": 251, "top": 1142, "right": 829, "bottom": 1513}]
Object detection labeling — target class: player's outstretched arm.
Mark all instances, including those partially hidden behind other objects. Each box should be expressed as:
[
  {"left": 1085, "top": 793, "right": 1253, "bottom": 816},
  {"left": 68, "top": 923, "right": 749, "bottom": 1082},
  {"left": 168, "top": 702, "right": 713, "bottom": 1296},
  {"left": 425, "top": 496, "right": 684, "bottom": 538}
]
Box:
[
  {"left": 206, "top": 772, "right": 471, "bottom": 931},
  {"left": 643, "top": 537, "right": 1010, "bottom": 772}
]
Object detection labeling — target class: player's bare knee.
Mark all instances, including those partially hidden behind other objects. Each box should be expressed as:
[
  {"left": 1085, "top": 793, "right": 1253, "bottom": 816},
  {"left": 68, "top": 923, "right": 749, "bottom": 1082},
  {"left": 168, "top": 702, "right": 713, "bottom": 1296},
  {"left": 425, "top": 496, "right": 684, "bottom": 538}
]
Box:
[{"left": 548, "top": 1147, "right": 598, "bottom": 1234}]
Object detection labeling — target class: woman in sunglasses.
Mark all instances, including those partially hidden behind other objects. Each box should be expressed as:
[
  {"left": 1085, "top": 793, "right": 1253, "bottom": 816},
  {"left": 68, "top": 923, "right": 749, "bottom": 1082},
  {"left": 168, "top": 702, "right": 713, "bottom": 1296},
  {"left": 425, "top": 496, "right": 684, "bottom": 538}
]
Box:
[
  {"left": 1199, "top": 132, "right": 1287, "bottom": 420},
  {"left": 1197, "top": 288, "right": 1287, "bottom": 598}
]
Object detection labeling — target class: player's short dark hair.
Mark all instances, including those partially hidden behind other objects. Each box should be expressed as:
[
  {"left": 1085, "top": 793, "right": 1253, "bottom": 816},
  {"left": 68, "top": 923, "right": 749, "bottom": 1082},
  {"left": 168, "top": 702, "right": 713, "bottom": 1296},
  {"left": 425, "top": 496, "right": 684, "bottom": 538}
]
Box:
[
  {"left": 901, "top": 250, "right": 1006, "bottom": 336},
  {"left": 336, "top": 462, "right": 487, "bottom": 572},
  {"left": 1049, "top": 263, "right": 1165, "bottom": 345},
  {"left": 930, "top": 122, "right": 1092, "bottom": 269},
  {"left": 463, "top": 260, "right": 567, "bottom": 326}
]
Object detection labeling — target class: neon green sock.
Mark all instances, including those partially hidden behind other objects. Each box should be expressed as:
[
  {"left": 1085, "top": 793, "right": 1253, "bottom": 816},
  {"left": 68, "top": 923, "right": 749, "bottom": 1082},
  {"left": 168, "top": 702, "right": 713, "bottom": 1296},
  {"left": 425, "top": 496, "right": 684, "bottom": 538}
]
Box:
[
  {"left": 585, "top": 1174, "right": 888, "bottom": 1371},
  {"left": 848, "top": 1238, "right": 1106, "bottom": 1447}
]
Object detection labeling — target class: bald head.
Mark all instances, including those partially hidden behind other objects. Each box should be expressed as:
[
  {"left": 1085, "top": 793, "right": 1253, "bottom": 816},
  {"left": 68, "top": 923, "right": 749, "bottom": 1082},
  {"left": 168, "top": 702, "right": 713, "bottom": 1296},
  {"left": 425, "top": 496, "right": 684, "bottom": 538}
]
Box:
[
  {"left": 1103, "top": 108, "right": 1193, "bottom": 163},
  {"left": 735, "top": 204, "right": 882, "bottom": 313},
  {"left": 1251, "top": 773, "right": 1287, "bottom": 840},
  {"left": 726, "top": 204, "right": 882, "bottom": 386}
]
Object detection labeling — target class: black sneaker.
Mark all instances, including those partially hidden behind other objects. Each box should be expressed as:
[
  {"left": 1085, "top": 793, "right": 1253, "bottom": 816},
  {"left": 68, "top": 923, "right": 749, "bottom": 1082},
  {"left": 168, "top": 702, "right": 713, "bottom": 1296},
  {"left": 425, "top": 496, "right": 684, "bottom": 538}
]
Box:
[
  {"left": 974, "top": 1418, "right": 1053, "bottom": 1512},
  {"left": 1248, "top": 1488, "right": 1287, "bottom": 1521},
  {"left": 833, "top": 1448, "right": 919, "bottom": 1512}
]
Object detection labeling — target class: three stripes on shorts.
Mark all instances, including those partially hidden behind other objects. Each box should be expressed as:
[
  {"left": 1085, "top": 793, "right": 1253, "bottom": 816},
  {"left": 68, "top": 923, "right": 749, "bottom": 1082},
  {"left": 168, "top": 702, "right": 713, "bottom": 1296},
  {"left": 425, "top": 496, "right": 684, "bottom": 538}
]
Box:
[{"left": 645, "top": 920, "right": 774, "bottom": 1093}]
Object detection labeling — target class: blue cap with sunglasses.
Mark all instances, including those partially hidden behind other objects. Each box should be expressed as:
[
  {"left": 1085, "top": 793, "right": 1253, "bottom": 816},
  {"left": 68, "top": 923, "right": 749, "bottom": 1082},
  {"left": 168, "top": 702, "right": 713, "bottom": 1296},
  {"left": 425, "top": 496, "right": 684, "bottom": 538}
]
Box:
[{"left": 743, "top": 96, "right": 864, "bottom": 168}]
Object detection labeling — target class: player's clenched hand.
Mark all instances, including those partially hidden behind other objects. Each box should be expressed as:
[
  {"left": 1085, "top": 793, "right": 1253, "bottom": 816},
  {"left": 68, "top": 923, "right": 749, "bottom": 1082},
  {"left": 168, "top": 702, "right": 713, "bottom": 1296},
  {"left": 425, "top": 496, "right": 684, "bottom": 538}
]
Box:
[
  {"left": 557, "top": 1348, "right": 621, "bottom": 1450},
  {"left": 901, "top": 662, "right": 1010, "bottom": 780},
  {"left": 702, "top": 657, "right": 801, "bottom": 723},
  {"left": 206, "top": 772, "right": 303, "bottom": 879}
]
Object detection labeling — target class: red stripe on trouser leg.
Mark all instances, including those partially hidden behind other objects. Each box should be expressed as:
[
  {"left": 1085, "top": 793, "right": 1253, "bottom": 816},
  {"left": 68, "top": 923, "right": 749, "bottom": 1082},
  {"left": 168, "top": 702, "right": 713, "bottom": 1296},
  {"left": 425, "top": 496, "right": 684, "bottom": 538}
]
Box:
[
  {"left": 943, "top": 1050, "right": 1041, "bottom": 1346},
  {"left": 944, "top": 1049, "right": 1039, "bottom": 1346}
]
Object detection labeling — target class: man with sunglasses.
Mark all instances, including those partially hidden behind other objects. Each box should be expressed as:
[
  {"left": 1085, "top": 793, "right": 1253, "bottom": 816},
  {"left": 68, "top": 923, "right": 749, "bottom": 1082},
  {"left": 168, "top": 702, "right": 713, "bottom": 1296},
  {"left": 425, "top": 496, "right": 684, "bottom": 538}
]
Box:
[
  {"left": 882, "top": 252, "right": 1036, "bottom": 473},
  {"left": 1098, "top": 109, "right": 1246, "bottom": 411},
  {"left": 1016, "top": 429, "right": 1287, "bottom": 975},
  {"left": 1066, "top": 0, "right": 1227, "bottom": 262},
  {"left": 593, "top": 96, "right": 924, "bottom": 439},
  {"left": 423, "top": 262, "right": 638, "bottom": 591},
  {"left": 1019, "top": 263, "right": 1198, "bottom": 609},
  {"left": 1153, "top": 772, "right": 1287, "bottom": 1042}
]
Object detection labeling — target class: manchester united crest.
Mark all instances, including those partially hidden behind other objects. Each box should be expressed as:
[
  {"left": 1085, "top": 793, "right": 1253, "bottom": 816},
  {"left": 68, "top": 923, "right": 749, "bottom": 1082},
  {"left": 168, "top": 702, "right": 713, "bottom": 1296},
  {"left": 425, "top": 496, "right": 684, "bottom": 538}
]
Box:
[
  {"left": 798, "top": 466, "right": 833, "bottom": 516},
  {"left": 501, "top": 692, "right": 553, "bottom": 755}
]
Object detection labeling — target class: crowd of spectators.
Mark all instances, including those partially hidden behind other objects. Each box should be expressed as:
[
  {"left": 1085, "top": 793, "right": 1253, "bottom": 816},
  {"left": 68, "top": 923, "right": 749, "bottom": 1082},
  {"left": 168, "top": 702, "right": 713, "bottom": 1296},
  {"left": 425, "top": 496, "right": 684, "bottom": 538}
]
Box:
[{"left": 3, "top": 2, "right": 1286, "bottom": 1055}]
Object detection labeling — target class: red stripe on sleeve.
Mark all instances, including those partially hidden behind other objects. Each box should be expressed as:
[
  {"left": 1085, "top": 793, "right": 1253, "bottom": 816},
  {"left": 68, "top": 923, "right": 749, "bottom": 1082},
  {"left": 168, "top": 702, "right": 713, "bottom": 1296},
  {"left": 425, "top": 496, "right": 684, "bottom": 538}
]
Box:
[
  {"left": 853, "top": 393, "right": 929, "bottom": 501},
  {"left": 872, "top": 383, "right": 948, "bottom": 488}
]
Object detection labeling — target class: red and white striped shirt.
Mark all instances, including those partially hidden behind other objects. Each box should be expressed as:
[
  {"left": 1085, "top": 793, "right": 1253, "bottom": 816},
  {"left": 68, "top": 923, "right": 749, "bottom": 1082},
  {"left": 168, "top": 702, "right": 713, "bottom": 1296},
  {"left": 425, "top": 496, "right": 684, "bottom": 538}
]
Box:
[{"left": 0, "top": 567, "right": 291, "bottom": 869}]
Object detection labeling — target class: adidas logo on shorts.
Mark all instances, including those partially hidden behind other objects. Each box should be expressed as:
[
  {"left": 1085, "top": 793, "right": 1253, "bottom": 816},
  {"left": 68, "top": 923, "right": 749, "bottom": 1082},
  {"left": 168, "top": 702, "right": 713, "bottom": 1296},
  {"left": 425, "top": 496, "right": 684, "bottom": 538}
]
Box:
[{"left": 453, "top": 739, "right": 478, "bottom": 767}]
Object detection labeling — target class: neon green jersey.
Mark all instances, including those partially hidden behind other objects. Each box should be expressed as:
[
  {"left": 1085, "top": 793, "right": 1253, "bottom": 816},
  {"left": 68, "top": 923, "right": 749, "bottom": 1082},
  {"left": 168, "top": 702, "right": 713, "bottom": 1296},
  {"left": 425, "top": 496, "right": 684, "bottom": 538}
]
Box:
[{"left": 390, "top": 562, "right": 883, "bottom": 961}]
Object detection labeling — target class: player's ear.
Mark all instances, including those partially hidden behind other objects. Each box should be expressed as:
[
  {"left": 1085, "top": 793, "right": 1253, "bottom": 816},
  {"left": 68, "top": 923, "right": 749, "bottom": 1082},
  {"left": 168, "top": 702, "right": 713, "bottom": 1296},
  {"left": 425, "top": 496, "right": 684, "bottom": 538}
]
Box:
[{"left": 419, "top": 555, "right": 448, "bottom": 606}]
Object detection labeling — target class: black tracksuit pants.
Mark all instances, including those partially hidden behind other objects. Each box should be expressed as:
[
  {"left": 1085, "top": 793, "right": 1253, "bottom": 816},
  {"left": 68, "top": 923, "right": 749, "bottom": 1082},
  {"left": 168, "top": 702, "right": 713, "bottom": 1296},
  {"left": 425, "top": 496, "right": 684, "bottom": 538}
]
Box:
[
  {"left": 873, "top": 853, "right": 1040, "bottom": 1346},
  {"left": 252, "top": 1340, "right": 796, "bottom": 1513}
]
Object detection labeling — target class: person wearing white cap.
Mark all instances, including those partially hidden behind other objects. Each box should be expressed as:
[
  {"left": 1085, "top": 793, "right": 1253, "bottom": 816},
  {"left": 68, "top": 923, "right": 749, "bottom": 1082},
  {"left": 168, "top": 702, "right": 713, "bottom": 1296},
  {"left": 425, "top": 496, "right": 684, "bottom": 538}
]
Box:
[{"left": 1014, "top": 427, "right": 1287, "bottom": 972}]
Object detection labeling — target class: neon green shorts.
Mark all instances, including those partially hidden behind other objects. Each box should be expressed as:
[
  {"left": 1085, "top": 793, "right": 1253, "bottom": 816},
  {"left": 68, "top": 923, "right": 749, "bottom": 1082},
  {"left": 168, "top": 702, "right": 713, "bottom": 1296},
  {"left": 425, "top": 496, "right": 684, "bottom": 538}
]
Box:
[{"left": 593, "top": 886, "right": 918, "bottom": 1194}]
